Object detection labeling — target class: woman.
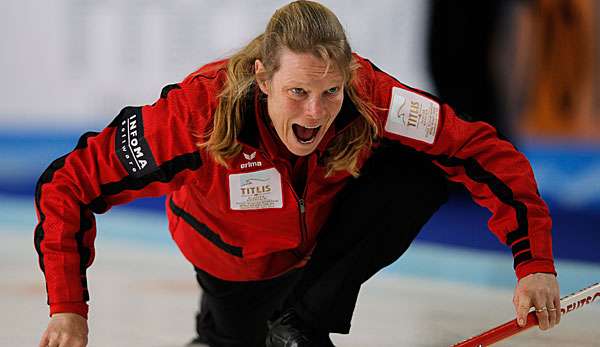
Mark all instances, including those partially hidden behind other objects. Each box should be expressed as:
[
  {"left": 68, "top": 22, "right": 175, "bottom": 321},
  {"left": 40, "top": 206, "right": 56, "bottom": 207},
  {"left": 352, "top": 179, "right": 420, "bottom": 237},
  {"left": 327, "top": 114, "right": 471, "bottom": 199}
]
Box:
[{"left": 36, "top": 2, "right": 559, "bottom": 347}]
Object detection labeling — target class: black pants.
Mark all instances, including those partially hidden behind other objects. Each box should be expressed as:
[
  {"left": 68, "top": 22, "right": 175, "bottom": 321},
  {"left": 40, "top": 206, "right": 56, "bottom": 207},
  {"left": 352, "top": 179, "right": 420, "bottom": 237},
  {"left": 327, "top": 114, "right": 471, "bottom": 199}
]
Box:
[
  {"left": 194, "top": 266, "right": 303, "bottom": 347},
  {"left": 194, "top": 142, "right": 449, "bottom": 346}
]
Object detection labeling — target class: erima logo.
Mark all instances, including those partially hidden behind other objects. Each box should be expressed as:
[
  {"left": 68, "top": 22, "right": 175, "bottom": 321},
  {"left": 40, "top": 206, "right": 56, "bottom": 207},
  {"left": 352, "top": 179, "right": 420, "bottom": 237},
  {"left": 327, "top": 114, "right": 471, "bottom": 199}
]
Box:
[{"left": 240, "top": 151, "right": 262, "bottom": 169}]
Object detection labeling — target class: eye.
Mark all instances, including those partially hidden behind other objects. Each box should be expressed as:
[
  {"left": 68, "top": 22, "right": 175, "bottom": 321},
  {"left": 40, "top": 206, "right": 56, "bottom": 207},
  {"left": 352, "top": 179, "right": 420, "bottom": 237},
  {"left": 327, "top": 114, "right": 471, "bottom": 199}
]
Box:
[
  {"left": 289, "top": 88, "right": 306, "bottom": 96},
  {"left": 326, "top": 87, "right": 340, "bottom": 95}
]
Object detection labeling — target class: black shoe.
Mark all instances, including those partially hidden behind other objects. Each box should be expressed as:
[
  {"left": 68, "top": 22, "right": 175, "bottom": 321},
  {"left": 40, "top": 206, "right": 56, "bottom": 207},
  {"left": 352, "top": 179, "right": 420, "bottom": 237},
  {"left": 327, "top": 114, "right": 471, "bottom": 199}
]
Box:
[{"left": 266, "top": 309, "right": 335, "bottom": 347}]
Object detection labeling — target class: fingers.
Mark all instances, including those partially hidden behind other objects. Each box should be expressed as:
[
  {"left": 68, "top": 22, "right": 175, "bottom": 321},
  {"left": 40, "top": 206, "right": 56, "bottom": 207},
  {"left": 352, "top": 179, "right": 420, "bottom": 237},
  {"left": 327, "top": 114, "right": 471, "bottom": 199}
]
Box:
[
  {"left": 45, "top": 337, "right": 87, "bottom": 347},
  {"left": 548, "top": 281, "right": 561, "bottom": 327},
  {"left": 515, "top": 294, "right": 531, "bottom": 327},
  {"left": 547, "top": 304, "right": 557, "bottom": 328},
  {"left": 38, "top": 331, "right": 50, "bottom": 347},
  {"left": 39, "top": 331, "right": 62, "bottom": 347},
  {"left": 45, "top": 336, "right": 59, "bottom": 347},
  {"left": 42, "top": 313, "right": 88, "bottom": 347},
  {"left": 45, "top": 332, "right": 60, "bottom": 347},
  {"left": 532, "top": 290, "right": 559, "bottom": 330},
  {"left": 554, "top": 295, "right": 562, "bottom": 325},
  {"left": 546, "top": 299, "right": 559, "bottom": 328},
  {"left": 554, "top": 296, "right": 562, "bottom": 324},
  {"left": 57, "top": 335, "right": 87, "bottom": 347},
  {"left": 515, "top": 289, "right": 556, "bottom": 330},
  {"left": 515, "top": 273, "right": 561, "bottom": 331},
  {"left": 39, "top": 330, "right": 87, "bottom": 347},
  {"left": 534, "top": 304, "right": 550, "bottom": 330}
]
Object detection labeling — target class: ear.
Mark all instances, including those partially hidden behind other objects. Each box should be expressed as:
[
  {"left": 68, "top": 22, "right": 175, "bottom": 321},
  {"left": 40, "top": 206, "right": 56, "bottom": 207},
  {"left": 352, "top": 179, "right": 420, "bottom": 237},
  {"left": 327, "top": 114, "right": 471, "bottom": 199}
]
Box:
[{"left": 254, "top": 59, "right": 269, "bottom": 95}]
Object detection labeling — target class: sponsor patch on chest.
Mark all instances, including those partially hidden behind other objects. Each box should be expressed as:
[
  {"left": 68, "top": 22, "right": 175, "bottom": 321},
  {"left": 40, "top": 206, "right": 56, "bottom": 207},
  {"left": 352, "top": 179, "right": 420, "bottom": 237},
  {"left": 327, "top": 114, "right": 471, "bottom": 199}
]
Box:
[
  {"left": 228, "top": 168, "right": 283, "bottom": 210},
  {"left": 384, "top": 87, "right": 440, "bottom": 144}
]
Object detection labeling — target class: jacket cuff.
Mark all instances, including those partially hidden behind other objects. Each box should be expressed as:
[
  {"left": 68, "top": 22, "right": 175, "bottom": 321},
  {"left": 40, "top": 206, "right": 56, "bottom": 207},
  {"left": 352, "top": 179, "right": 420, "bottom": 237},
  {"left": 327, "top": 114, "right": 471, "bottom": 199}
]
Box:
[
  {"left": 515, "top": 258, "right": 556, "bottom": 280},
  {"left": 49, "top": 302, "right": 88, "bottom": 319}
]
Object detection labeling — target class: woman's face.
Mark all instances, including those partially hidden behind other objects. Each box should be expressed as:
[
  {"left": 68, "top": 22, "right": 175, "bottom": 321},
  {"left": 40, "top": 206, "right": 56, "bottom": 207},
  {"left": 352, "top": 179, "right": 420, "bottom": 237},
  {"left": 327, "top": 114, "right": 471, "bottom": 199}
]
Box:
[{"left": 255, "top": 48, "right": 345, "bottom": 156}]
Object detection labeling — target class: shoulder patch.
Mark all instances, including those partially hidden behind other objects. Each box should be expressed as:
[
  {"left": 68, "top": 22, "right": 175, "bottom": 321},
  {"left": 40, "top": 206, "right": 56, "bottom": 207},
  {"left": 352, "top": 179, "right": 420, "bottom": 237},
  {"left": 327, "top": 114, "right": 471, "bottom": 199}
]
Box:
[
  {"left": 384, "top": 87, "right": 440, "bottom": 144},
  {"left": 114, "top": 107, "right": 158, "bottom": 177}
]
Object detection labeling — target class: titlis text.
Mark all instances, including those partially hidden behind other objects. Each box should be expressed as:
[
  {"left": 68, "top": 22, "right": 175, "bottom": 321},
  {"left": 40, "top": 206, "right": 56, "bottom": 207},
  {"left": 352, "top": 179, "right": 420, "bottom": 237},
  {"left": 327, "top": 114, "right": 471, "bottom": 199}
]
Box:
[
  {"left": 407, "top": 101, "right": 420, "bottom": 127},
  {"left": 240, "top": 185, "right": 271, "bottom": 196}
]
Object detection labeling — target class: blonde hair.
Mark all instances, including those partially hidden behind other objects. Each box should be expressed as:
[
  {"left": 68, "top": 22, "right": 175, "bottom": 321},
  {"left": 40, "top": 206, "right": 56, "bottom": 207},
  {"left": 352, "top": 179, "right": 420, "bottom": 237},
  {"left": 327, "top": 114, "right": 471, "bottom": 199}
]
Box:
[{"left": 200, "top": 0, "right": 378, "bottom": 176}]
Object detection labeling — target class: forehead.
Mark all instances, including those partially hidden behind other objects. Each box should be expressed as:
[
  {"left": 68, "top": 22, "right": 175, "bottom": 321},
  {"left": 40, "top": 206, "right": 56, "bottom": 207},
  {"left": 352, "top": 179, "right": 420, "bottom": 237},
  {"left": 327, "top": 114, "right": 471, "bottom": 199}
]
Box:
[{"left": 275, "top": 49, "right": 344, "bottom": 84}]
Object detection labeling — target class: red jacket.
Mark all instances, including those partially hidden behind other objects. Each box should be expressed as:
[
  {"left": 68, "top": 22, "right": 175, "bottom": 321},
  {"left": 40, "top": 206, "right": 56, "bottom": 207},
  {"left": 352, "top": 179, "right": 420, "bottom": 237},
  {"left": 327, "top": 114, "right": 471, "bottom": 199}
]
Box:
[{"left": 34, "top": 54, "right": 555, "bottom": 318}]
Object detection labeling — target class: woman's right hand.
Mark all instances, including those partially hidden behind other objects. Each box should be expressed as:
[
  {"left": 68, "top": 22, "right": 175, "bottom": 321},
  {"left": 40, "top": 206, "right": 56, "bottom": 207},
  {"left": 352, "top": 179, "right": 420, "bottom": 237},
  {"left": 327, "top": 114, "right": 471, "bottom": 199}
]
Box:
[{"left": 39, "top": 313, "right": 88, "bottom": 347}]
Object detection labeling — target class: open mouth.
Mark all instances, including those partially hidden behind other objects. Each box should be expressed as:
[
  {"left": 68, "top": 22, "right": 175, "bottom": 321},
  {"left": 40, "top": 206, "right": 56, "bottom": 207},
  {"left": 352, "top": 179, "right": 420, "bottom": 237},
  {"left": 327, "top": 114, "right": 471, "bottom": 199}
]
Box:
[{"left": 292, "top": 124, "right": 321, "bottom": 144}]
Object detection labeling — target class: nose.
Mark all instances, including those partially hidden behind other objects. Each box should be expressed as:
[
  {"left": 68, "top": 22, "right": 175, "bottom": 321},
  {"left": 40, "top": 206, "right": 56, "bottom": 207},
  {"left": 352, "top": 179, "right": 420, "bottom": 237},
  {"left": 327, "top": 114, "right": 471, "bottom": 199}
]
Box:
[{"left": 306, "top": 96, "right": 326, "bottom": 119}]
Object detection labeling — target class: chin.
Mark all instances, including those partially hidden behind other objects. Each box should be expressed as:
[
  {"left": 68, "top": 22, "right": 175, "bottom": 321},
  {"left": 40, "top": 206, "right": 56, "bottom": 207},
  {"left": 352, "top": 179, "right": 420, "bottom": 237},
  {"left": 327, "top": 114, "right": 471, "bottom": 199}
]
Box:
[
  {"left": 286, "top": 138, "right": 319, "bottom": 156},
  {"left": 287, "top": 144, "right": 317, "bottom": 156}
]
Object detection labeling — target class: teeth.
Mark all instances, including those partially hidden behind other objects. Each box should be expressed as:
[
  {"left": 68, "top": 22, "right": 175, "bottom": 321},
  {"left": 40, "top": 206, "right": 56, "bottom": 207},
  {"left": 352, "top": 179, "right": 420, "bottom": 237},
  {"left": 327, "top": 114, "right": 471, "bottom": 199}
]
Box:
[
  {"left": 292, "top": 124, "right": 321, "bottom": 145},
  {"left": 299, "top": 137, "right": 316, "bottom": 144}
]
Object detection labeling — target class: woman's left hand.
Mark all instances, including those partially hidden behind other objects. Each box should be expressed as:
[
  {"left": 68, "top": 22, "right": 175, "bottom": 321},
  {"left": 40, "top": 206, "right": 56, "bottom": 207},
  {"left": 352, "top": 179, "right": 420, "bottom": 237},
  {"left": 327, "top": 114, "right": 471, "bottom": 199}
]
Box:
[{"left": 513, "top": 272, "right": 561, "bottom": 330}]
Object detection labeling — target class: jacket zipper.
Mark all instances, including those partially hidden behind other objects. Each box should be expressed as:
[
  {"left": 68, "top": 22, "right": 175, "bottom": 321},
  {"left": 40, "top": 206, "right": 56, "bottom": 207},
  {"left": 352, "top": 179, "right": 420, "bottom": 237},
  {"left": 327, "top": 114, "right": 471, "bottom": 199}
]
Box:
[
  {"left": 295, "top": 198, "right": 307, "bottom": 258},
  {"left": 254, "top": 149, "right": 310, "bottom": 258},
  {"left": 291, "top": 155, "right": 313, "bottom": 258}
]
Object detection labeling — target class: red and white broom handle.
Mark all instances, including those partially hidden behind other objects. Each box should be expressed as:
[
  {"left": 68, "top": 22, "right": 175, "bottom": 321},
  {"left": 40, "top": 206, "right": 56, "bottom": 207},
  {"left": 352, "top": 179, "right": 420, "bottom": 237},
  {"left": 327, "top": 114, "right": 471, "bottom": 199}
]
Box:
[{"left": 452, "top": 282, "right": 600, "bottom": 347}]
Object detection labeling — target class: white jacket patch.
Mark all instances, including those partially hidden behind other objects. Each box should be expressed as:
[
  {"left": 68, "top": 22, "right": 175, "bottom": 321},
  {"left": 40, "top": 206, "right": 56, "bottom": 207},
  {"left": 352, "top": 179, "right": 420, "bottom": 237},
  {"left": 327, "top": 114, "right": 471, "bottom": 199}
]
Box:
[
  {"left": 385, "top": 87, "right": 440, "bottom": 144},
  {"left": 228, "top": 168, "right": 283, "bottom": 210}
]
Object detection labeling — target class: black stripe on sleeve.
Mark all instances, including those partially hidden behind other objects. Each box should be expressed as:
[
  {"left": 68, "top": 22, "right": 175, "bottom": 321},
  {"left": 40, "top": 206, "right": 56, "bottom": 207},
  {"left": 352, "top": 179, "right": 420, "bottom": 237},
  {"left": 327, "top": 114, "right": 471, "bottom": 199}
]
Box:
[
  {"left": 513, "top": 251, "right": 533, "bottom": 268},
  {"left": 366, "top": 59, "right": 443, "bottom": 103},
  {"left": 85, "top": 152, "right": 201, "bottom": 214},
  {"left": 76, "top": 132, "right": 100, "bottom": 149},
  {"left": 35, "top": 132, "right": 101, "bottom": 272},
  {"left": 160, "top": 83, "right": 182, "bottom": 99},
  {"left": 71, "top": 151, "right": 202, "bottom": 301},
  {"left": 379, "top": 138, "right": 534, "bottom": 269},
  {"left": 35, "top": 126, "right": 203, "bottom": 304},
  {"left": 433, "top": 156, "right": 529, "bottom": 240},
  {"left": 34, "top": 155, "right": 68, "bottom": 272},
  {"left": 429, "top": 152, "right": 532, "bottom": 269},
  {"left": 76, "top": 205, "right": 94, "bottom": 301},
  {"left": 88, "top": 196, "right": 109, "bottom": 214},
  {"left": 511, "top": 239, "right": 531, "bottom": 257},
  {"left": 169, "top": 197, "right": 243, "bottom": 258},
  {"left": 100, "top": 152, "right": 202, "bottom": 196},
  {"left": 506, "top": 226, "right": 529, "bottom": 246}
]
